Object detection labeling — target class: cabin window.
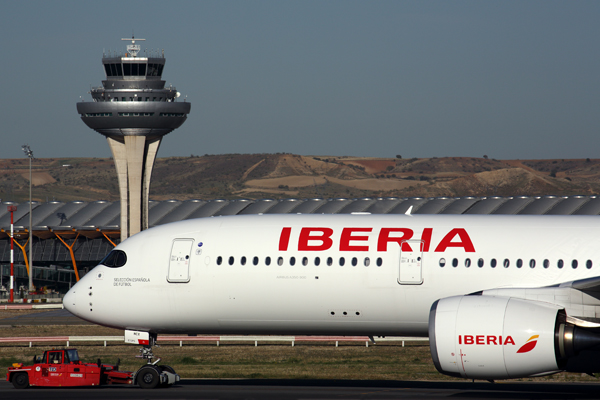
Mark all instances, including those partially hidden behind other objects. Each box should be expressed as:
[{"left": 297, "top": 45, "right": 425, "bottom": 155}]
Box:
[
  {"left": 516, "top": 259, "right": 523, "bottom": 268},
  {"left": 315, "top": 257, "right": 321, "bottom": 266},
  {"left": 66, "top": 349, "right": 79, "bottom": 363},
  {"left": 265, "top": 256, "right": 271, "bottom": 266},
  {"left": 48, "top": 351, "right": 62, "bottom": 364},
  {"left": 277, "top": 257, "right": 284, "bottom": 266},
  {"left": 228, "top": 256, "right": 234, "bottom": 266},
  {"left": 216, "top": 256, "right": 222, "bottom": 265},
  {"left": 376, "top": 257, "right": 383, "bottom": 267},
  {"left": 529, "top": 259, "right": 536, "bottom": 268},
  {"left": 543, "top": 259, "right": 549, "bottom": 268},
  {"left": 572, "top": 260, "right": 578, "bottom": 269},
  {"left": 339, "top": 257, "right": 345, "bottom": 267},
  {"left": 439, "top": 258, "right": 446, "bottom": 267},
  {"left": 253, "top": 256, "right": 258, "bottom": 266},
  {"left": 364, "top": 257, "right": 370, "bottom": 267},
  {"left": 351, "top": 257, "right": 358, "bottom": 266},
  {"left": 477, "top": 258, "right": 484, "bottom": 268},
  {"left": 503, "top": 259, "right": 510, "bottom": 268},
  {"left": 327, "top": 257, "right": 333, "bottom": 266},
  {"left": 290, "top": 257, "right": 296, "bottom": 266},
  {"left": 240, "top": 256, "right": 246, "bottom": 266},
  {"left": 464, "top": 258, "right": 471, "bottom": 268},
  {"left": 587, "top": 260, "right": 593, "bottom": 269},
  {"left": 491, "top": 258, "right": 497, "bottom": 268},
  {"left": 452, "top": 258, "right": 458, "bottom": 267},
  {"left": 302, "top": 257, "right": 308, "bottom": 266},
  {"left": 100, "top": 250, "right": 127, "bottom": 268},
  {"left": 558, "top": 259, "right": 564, "bottom": 269}
]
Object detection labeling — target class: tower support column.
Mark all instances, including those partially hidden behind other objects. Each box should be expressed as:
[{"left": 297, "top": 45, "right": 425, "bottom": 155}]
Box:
[{"left": 108, "top": 136, "right": 162, "bottom": 242}]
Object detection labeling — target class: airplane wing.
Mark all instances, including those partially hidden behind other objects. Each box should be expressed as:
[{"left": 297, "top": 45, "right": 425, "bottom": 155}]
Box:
[{"left": 558, "top": 275, "right": 600, "bottom": 294}]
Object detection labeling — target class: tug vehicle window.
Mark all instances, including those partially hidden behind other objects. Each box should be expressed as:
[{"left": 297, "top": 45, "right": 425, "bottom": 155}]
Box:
[
  {"left": 100, "top": 250, "right": 127, "bottom": 268},
  {"left": 66, "top": 349, "right": 79, "bottom": 363}
]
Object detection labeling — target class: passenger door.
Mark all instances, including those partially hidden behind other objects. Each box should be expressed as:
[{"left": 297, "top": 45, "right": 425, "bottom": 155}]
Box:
[
  {"left": 398, "top": 240, "right": 424, "bottom": 285},
  {"left": 167, "top": 239, "right": 194, "bottom": 283}
]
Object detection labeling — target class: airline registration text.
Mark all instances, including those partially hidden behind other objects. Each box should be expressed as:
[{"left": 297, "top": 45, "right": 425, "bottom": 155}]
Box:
[{"left": 279, "top": 227, "right": 475, "bottom": 252}]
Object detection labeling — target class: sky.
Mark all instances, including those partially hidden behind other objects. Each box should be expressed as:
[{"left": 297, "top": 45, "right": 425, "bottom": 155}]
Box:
[{"left": 1, "top": 1, "right": 599, "bottom": 160}]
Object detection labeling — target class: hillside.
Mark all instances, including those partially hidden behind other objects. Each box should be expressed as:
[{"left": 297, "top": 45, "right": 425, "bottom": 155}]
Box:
[{"left": 0, "top": 155, "right": 599, "bottom": 203}]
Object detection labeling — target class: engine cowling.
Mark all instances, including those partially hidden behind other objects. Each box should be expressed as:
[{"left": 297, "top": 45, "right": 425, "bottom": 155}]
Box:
[{"left": 429, "top": 295, "right": 570, "bottom": 380}]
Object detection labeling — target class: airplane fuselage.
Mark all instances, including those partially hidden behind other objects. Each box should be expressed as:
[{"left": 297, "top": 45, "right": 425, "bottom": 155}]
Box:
[{"left": 64, "top": 214, "right": 600, "bottom": 336}]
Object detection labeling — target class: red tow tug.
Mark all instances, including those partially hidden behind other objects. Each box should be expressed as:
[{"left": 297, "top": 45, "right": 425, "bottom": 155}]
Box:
[{"left": 6, "top": 348, "right": 179, "bottom": 389}]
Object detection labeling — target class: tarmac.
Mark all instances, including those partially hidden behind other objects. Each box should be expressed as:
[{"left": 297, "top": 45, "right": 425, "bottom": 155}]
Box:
[{"left": 0, "top": 307, "right": 90, "bottom": 326}]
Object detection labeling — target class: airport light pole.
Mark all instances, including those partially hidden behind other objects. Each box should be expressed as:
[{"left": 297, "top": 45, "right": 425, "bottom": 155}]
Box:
[
  {"left": 21, "top": 145, "right": 34, "bottom": 292},
  {"left": 8, "top": 205, "right": 16, "bottom": 302}
]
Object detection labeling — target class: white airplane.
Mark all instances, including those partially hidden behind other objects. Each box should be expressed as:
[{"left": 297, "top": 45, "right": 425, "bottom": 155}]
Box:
[{"left": 64, "top": 212, "right": 600, "bottom": 381}]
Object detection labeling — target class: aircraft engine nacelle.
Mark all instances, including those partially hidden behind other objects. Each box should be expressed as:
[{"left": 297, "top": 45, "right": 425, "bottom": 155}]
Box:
[{"left": 429, "top": 295, "right": 570, "bottom": 380}]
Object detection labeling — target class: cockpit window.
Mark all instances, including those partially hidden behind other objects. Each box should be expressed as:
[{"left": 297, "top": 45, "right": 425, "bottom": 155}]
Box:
[{"left": 100, "top": 250, "right": 127, "bottom": 268}]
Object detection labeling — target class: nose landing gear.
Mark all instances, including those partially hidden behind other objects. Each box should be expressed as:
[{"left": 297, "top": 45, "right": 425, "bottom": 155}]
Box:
[{"left": 126, "top": 330, "right": 180, "bottom": 388}]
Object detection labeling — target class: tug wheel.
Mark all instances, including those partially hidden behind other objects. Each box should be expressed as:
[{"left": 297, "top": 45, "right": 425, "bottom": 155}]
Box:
[
  {"left": 12, "top": 372, "right": 29, "bottom": 389},
  {"left": 137, "top": 365, "right": 160, "bottom": 389}
]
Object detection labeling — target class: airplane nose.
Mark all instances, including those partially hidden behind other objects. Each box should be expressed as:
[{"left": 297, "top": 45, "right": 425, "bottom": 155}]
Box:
[{"left": 63, "top": 286, "right": 78, "bottom": 316}]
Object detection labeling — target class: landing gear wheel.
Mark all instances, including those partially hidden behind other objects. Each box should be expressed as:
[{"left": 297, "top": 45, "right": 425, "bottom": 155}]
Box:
[
  {"left": 137, "top": 365, "right": 160, "bottom": 389},
  {"left": 12, "top": 372, "right": 29, "bottom": 389},
  {"left": 158, "top": 365, "right": 176, "bottom": 387}
]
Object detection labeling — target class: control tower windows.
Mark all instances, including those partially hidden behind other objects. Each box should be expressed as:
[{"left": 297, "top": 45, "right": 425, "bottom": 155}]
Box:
[
  {"left": 148, "top": 64, "right": 158, "bottom": 76},
  {"left": 104, "top": 63, "right": 123, "bottom": 77},
  {"left": 84, "top": 113, "right": 112, "bottom": 117},
  {"left": 147, "top": 64, "right": 164, "bottom": 76},
  {"left": 118, "top": 112, "right": 155, "bottom": 117},
  {"left": 122, "top": 63, "right": 150, "bottom": 76}
]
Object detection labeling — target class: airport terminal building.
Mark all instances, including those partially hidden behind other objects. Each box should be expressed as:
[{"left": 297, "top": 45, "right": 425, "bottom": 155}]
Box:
[{"left": 1, "top": 195, "right": 600, "bottom": 294}]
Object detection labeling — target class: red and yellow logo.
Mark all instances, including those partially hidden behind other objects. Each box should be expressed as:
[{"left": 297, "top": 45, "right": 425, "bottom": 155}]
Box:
[{"left": 516, "top": 335, "right": 539, "bottom": 353}]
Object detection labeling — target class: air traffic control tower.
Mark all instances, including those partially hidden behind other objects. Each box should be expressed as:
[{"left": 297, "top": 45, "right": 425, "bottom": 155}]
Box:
[{"left": 77, "top": 37, "right": 191, "bottom": 241}]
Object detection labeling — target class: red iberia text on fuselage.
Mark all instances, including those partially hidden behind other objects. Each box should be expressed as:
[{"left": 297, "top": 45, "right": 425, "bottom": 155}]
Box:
[{"left": 278, "top": 227, "right": 475, "bottom": 253}]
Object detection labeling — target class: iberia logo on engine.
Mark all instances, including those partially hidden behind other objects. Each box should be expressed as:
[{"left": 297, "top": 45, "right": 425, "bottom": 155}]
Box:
[
  {"left": 457, "top": 335, "right": 539, "bottom": 353},
  {"left": 516, "top": 335, "right": 539, "bottom": 353},
  {"left": 458, "top": 335, "right": 515, "bottom": 346}
]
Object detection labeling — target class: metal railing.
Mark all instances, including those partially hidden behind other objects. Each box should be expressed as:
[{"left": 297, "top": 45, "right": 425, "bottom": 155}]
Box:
[{"left": 0, "top": 335, "right": 428, "bottom": 348}]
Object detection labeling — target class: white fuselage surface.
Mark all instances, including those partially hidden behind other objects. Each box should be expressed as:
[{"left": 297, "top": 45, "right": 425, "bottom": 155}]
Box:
[{"left": 64, "top": 214, "right": 600, "bottom": 336}]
